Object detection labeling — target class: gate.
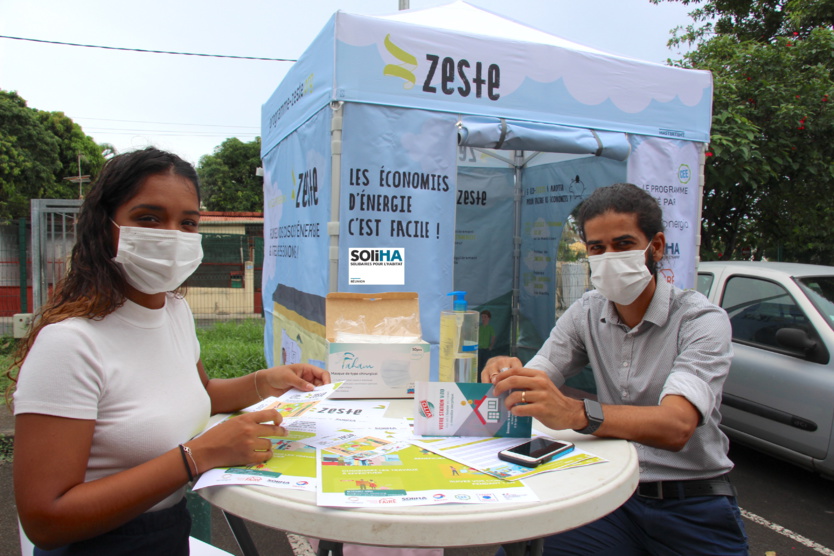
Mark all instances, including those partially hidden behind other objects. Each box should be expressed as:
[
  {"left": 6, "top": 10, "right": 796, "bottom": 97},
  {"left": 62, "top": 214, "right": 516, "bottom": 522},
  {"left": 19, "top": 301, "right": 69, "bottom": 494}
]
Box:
[{"left": 30, "top": 199, "right": 82, "bottom": 313}]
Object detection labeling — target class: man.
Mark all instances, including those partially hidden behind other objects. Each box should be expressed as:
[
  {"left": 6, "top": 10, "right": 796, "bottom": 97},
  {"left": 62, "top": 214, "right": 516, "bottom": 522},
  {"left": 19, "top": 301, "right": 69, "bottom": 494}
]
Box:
[{"left": 484, "top": 183, "right": 747, "bottom": 555}]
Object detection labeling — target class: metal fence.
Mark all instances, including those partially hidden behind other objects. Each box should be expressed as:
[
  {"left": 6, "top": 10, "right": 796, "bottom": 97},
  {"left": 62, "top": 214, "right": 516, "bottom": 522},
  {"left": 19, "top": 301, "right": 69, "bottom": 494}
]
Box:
[{"left": 0, "top": 221, "right": 264, "bottom": 336}]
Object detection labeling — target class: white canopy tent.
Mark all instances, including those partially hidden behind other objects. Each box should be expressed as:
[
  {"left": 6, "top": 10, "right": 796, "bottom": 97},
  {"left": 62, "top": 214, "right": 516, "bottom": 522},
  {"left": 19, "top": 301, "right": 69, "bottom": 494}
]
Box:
[{"left": 259, "top": 2, "right": 713, "bottom": 374}]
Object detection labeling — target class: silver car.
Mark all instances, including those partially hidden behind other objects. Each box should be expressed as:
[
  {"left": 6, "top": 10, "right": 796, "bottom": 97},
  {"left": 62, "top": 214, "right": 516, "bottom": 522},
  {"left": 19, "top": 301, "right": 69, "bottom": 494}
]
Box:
[{"left": 697, "top": 261, "right": 834, "bottom": 479}]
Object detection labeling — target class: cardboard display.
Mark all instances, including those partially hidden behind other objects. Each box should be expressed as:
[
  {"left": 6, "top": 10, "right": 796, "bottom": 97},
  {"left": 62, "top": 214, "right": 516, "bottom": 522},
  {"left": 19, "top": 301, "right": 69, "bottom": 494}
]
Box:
[{"left": 326, "top": 292, "right": 430, "bottom": 398}]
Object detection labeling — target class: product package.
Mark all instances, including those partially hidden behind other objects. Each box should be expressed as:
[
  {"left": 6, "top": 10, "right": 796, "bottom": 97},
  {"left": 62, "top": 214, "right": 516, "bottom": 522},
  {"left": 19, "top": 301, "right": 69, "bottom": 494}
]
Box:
[
  {"left": 326, "top": 292, "right": 430, "bottom": 398},
  {"left": 413, "top": 381, "right": 532, "bottom": 437}
]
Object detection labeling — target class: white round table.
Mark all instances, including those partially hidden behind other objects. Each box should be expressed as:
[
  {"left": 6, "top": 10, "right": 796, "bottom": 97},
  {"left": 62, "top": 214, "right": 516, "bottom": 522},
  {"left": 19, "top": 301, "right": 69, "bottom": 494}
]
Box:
[{"left": 199, "top": 400, "right": 638, "bottom": 555}]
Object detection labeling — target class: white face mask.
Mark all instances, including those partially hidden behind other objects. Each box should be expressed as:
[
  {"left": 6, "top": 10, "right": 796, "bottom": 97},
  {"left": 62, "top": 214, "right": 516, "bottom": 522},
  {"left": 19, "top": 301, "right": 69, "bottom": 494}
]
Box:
[
  {"left": 588, "top": 244, "right": 653, "bottom": 305},
  {"left": 112, "top": 223, "right": 203, "bottom": 294}
]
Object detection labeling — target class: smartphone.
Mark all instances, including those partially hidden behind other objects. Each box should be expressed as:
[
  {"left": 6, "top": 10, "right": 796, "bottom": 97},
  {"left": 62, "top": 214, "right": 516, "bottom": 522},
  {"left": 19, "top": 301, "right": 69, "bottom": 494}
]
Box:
[{"left": 498, "top": 438, "right": 575, "bottom": 468}]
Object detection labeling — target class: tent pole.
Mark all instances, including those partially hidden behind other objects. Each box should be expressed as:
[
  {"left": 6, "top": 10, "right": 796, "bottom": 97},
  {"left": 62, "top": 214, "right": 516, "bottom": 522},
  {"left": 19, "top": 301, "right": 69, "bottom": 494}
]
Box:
[
  {"left": 695, "top": 143, "right": 706, "bottom": 269},
  {"left": 510, "top": 150, "right": 524, "bottom": 357},
  {"left": 329, "top": 101, "right": 344, "bottom": 293}
]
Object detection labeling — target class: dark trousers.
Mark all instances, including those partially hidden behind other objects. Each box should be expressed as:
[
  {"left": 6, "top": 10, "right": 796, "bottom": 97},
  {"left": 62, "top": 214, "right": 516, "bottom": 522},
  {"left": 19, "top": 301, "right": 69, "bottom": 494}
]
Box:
[
  {"left": 34, "top": 497, "right": 191, "bottom": 556},
  {"left": 498, "top": 492, "right": 748, "bottom": 556}
]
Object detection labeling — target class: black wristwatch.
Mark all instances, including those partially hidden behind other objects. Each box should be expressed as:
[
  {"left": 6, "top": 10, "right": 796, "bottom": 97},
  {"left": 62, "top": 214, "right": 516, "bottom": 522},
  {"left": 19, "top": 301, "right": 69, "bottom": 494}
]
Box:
[{"left": 574, "top": 399, "right": 604, "bottom": 435}]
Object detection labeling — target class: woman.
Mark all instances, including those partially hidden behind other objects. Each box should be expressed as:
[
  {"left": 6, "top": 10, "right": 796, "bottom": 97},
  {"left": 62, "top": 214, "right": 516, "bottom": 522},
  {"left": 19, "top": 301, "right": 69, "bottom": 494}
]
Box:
[{"left": 10, "top": 147, "right": 329, "bottom": 554}]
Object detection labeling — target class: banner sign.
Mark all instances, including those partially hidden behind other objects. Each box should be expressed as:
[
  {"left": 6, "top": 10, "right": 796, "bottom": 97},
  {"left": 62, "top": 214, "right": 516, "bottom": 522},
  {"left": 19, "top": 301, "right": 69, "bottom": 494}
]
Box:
[
  {"left": 627, "top": 136, "right": 701, "bottom": 290},
  {"left": 338, "top": 103, "right": 459, "bottom": 377},
  {"left": 262, "top": 108, "right": 332, "bottom": 367},
  {"left": 520, "top": 156, "right": 626, "bottom": 347}
]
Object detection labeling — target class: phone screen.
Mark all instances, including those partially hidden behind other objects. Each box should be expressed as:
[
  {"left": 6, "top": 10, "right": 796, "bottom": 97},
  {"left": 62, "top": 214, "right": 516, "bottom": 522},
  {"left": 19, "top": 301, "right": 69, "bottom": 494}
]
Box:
[{"left": 506, "top": 438, "right": 572, "bottom": 458}]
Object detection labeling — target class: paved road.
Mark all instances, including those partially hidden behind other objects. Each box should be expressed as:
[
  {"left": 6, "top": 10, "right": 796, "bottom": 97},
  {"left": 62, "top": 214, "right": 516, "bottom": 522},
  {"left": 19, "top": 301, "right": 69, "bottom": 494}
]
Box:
[
  {"left": 728, "top": 442, "right": 834, "bottom": 556},
  {"left": 2, "top": 406, "right": 832, "bottom": 556}
]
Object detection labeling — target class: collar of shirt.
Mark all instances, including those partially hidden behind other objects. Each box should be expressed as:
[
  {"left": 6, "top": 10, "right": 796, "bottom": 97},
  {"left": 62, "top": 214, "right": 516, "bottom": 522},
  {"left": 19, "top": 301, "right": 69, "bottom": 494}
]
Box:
[{"left": 600, "top": 277, "right": 672, "bottom": 330}]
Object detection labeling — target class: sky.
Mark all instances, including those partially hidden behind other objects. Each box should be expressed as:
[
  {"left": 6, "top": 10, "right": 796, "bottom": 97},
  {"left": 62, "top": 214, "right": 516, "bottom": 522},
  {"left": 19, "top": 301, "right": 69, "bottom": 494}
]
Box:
[{"left": 0, "top": 0, "right": 697, "bottom": 167}]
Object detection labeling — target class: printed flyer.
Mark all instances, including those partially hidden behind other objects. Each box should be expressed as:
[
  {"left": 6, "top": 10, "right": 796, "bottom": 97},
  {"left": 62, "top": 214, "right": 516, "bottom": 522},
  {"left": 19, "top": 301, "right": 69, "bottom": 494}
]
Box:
[
  {"left": 411, "top": 435, "right": 607, "bottom": 481},
  {"left": 317, "top": 442, "right": 538, "bottom": 507},
  {"left": 193, "top": 430, "right": 319, "bottom": 491},
  {"left": 414, "top": 382, "right": 531, "bottom": 437}
]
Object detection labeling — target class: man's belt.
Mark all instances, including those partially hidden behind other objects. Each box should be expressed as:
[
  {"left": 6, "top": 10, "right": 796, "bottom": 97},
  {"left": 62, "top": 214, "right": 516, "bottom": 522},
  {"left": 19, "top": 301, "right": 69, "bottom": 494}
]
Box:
[{"left": 636, "top": 474, "right": 737, "bottom": 500}]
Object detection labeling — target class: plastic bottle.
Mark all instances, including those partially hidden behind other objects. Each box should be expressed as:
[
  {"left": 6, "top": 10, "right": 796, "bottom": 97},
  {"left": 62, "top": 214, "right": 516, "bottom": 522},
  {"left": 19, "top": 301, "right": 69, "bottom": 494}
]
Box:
[{"left": 438, "top": 291, "right": 480, "bottom": 382}]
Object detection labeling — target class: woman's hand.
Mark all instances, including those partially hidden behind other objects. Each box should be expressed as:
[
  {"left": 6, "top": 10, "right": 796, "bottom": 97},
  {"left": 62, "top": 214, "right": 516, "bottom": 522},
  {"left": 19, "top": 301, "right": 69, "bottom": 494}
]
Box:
[
  {"left": 259, "top": 364, "right": 331, "bottom": 397},
  {"left": 187, "top": 408, "right": 286, "bottom": 471}
]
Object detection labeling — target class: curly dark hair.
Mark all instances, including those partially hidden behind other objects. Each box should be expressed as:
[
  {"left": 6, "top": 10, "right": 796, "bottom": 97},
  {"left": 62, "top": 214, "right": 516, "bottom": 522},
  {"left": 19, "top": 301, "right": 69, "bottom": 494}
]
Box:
[
  {"left": 5, "top": 147, "right": 201, "bottom": 403},
  {"left": 574, "top": 182, "right": 664, "bottom": 243}
]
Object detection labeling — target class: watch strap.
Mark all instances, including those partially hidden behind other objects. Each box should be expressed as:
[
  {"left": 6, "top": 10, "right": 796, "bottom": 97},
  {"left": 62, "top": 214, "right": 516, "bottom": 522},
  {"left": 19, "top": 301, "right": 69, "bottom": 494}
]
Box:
[{"left": 574, "top": 399, "right": 603, "bottom": 435}]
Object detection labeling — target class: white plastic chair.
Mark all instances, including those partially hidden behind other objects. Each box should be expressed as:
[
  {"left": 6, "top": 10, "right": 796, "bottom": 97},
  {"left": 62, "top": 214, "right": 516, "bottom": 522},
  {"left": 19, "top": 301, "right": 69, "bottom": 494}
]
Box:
[{"left": 18, "top": 518, "right": 34, "bottom": 556}]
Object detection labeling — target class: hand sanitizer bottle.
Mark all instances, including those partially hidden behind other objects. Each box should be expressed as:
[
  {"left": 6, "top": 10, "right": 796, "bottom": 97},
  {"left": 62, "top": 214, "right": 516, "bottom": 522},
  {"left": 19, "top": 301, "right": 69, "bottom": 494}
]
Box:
[{"left": 438, "top": 291, "right": 479, "bottom": 382}]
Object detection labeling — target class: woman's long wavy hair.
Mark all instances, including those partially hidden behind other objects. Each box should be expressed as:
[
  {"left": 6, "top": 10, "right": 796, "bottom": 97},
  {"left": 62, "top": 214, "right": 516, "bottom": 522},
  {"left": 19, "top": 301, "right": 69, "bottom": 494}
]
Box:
[{"left": 5, "top": 147, "right": 201, "bottom": 403}]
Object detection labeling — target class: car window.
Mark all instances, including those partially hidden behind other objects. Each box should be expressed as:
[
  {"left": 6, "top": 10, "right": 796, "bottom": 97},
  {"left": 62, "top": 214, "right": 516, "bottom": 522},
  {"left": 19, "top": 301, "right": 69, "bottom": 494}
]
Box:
[
  {"left": 797, "top": 276, "right": 834, "bottom": 331},
  {"left": 721, "top": 276, "right": 813, "bottom": 351},
  {"left": 696, "top": 273, "right": 713, "bottom": 297}
]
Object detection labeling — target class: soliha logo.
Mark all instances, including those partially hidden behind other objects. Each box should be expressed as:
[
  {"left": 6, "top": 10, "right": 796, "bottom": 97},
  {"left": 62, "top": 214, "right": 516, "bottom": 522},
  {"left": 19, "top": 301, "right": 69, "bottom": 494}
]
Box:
[{"left": 349, "top": 248, "right": 403, "bottom": 262}]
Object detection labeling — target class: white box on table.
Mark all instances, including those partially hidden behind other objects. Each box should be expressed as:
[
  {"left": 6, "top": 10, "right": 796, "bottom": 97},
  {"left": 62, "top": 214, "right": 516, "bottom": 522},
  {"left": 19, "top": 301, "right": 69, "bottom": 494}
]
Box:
[{"left": 326, "top": 292, "right": 430, "bottom": 399}]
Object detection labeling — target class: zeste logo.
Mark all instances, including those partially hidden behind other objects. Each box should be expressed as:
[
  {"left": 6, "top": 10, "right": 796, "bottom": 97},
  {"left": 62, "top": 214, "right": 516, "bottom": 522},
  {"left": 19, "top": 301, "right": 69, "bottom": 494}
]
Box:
[{"left": 383, "top": 34, "right": 500, "bottom": 100}]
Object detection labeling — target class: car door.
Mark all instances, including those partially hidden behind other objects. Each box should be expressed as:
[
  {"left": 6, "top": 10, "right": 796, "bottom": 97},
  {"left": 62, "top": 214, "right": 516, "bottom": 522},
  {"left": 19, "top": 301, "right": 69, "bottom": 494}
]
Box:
[{"left": 715, "top": 273, "right": 833, "bottom": 463}]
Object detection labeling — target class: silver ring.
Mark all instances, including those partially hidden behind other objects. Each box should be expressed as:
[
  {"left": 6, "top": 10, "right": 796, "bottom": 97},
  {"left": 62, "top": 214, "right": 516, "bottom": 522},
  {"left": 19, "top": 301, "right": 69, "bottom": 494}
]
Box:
[
  {"left": 499, "top": 367, "right": 511, "bottom": 373},
  {"left": 521, "top": 391, "right": 526, "bottom": 403}
]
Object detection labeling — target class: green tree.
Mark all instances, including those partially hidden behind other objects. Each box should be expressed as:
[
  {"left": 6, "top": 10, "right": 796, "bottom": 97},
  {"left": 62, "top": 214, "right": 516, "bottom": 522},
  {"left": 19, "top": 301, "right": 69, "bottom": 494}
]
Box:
[
  {"left": 197, "top": 137, "right": 263, "bottom": 212},
  {"left": 0, "top": 91, "right": 62, "bottom": 220},
  {"left": 37, "top": 110, "right": 107, "bottom": 199},
  {"left": 658, "top": 1, "right": 834, "bottom": 263},
  {"left": 0, "top": 90, "right": 107, "bottom": 221}
]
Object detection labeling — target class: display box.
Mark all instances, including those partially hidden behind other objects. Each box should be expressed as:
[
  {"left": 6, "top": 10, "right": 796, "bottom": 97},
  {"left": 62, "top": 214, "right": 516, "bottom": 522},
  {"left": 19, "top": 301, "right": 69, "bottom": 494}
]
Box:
[{"left": 326, "top": 292, "right": 430, "bottom": 398}]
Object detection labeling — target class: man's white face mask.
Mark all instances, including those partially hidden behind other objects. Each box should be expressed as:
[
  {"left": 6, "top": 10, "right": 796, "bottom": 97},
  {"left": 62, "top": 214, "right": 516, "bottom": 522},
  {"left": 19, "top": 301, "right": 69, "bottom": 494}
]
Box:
[
  {"left": 588, "top": 243, "right": 653, "bottom": 305},
  {"left": 112, "top": 223, "right": 203, "bottom": 294}
]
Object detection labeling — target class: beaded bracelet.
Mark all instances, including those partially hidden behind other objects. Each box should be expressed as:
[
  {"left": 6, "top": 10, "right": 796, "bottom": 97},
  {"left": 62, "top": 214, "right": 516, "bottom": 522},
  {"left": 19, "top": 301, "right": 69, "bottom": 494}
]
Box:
[
  {"left": 178, "top": 444, "right": 195, "bottom": 481},
  {"left": 254, "top": 369, "right": 265, "bottom": 401}
]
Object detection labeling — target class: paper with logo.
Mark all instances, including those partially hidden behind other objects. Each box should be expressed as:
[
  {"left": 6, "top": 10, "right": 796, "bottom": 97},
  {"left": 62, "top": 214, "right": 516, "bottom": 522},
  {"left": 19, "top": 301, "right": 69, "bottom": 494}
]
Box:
[
  {"left": 317, "top": 442, "right": 538, "bottom": 507},
  {"left": 414, "top": 382, "right": 532, "bottom": 437},
  {"left": 237, "top": 381, "right": 345, "bottom": 420},
  {"left": 303, "top": 399, "right": 390, "bottom": 421},
  {"left": 192, "top": 429, "right": 319, "bottom": 491},
  {"left": 192, "top": 383, "right": 345, "bottom": 491},
  {"left": 410, "top": 435, "right": 607, "bottom": 481},
  {"left": 301, "top": 417, "right": 412, "bottom": 450}
]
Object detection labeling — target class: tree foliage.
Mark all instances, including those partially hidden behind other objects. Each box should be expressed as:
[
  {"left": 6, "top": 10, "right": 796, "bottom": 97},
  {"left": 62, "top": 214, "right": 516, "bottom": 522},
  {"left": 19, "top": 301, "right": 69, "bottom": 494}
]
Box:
[
  {"left": 659, "top": 0, "right": 834, "bottom": 263},
  {"left": 0, "top": 90, "right": 107, "bottom": 221},
  {"left": 197, "top": 137, "right": 263, "bottom": 212}
]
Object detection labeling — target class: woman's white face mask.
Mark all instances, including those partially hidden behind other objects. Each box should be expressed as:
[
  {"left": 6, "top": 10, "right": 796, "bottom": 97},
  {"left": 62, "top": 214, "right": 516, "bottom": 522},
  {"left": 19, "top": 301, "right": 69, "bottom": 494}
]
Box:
[
  {"left": 112, "top": 223, "right": 203, "bottom": 294},
  {"left": 588, "top": 243, "right": 653, "bottom": 305}
]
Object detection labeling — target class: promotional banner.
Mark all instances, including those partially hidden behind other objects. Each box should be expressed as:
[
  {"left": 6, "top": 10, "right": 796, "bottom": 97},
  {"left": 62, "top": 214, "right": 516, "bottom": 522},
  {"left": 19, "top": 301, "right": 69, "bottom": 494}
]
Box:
[
  {"left": 454, "top": 156, "right": 514, "bottom": 305},
  {"left": 519, "top": 156, "right": 626, "bottom": 351},
  {"left": 627, "top": 136, "right": 701, "bottom": 289},
  {"left": 455, "top": 151, "right": 515, "bottom": 359},
  {"left": 262, "top": 107, "right": 332, "bottom": 367},
  {"left": 338, "top": 103, "right": 458, "bottom": 378}
]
